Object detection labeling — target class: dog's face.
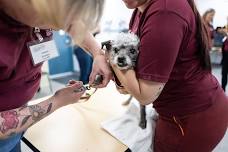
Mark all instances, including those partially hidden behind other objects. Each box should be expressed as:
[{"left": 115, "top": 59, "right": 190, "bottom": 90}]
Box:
[{"left": 102, "top": 33, "right": 139, "bottom": 70}]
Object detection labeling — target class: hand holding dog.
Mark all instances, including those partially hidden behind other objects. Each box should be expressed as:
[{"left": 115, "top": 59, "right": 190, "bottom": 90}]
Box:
[
  {"left": 105, "top": 51, "right": 128, "bottom": 95},
  {"left": 89, "top": 53, "right": 113, "bottom": 88}
]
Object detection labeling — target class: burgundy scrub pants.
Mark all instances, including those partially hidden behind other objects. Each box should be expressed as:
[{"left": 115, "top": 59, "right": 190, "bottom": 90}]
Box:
[{"left": 154, "top": 90, "right": 228, "bottom": 152}]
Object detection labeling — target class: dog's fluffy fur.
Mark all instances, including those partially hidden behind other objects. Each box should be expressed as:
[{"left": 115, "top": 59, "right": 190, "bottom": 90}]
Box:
[
  {"left": 108, "top": 33, "right": 139, "bottom": 70},
  {"left": 102, "top": 33, "right": 147, "bottom": 129}
]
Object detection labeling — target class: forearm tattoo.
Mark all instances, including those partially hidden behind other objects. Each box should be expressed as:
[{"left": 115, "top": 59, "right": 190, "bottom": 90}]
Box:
[
  {"left": 29, "top": 105, "right": 48, "bottom": 121},
  {"left": 0, "top": 111, "right": 19, "bottom": 134},
  {"left": 0, "top": 103, "right": 52, "bottom": 135}
]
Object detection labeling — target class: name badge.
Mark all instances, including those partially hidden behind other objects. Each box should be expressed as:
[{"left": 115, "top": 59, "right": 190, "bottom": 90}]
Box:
[{"left": 28, "top": 39, "right": 59, "bottom": 65}]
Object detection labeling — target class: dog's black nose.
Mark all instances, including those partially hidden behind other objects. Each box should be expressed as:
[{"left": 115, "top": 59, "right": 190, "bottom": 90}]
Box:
[{"left": 117, "top": 57, "right": 126, "bottom": 63}]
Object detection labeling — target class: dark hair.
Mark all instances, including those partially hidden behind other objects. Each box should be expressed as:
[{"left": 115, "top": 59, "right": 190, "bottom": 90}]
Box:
[
  {"left": 202, "top": 8, "right": 215, "bottom": 22},
  {"left": 187, "top": 0, "right": 211, "bottom": 70}
]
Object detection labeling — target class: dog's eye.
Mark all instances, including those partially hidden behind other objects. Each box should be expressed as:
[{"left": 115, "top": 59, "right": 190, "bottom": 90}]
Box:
[
  {"left": 114, "top": 48, "right": 119, "bottom": 53},
  {"left": 130, "top": 49, "right": 136, "bottom": 54}
]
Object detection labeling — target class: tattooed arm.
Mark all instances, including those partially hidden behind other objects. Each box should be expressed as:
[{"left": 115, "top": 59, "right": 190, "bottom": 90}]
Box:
[
  {"left": 0, "top": 81, "right": 85, "bottom": 139},
  {"left": 111, "top": 67, "right": 165, "bottom": 105},
  {"left": 0, "top": 97, "right": 56, "bottom": 139}
]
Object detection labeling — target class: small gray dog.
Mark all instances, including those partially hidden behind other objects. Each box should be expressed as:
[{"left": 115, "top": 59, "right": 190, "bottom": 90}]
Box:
[{"left": 102, "top": 33, "right": 147, "bottom": 129}]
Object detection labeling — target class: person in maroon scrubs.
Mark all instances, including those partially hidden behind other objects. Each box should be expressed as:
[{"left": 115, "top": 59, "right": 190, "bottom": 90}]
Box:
[
  {"left": 203, "top": 8, "right": 216, "bottom": 49},
  {"left": 0, "top": 0, "right": 111, "bottom": 151},
  {"left": 110, "top": 0, "right": 228, "bottom": 151}
]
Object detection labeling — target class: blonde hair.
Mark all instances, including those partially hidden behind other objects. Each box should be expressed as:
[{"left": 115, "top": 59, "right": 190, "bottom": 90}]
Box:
[{"left": 30, "top": 0, "right": 104, "bottom": 43}]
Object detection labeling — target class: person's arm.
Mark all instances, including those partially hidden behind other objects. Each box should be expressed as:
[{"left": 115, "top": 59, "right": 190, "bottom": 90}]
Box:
[
  {"left": 0, "top": 81, "right": 85, "bottom": 139},
  {"left": 81, "top": 32, "right": 103, "bottom": 57},
  {"left": 81, "top": 32, "right": 113, "bottom": 87},
  {"left": 0, "top": 97, "right": 56, "bottom": 139},
  {"left": 111, "top": 66, "right": 165, "bottom": 105},
  {"left": 69, "top": 26, "right": 112, "bottom": 88}
]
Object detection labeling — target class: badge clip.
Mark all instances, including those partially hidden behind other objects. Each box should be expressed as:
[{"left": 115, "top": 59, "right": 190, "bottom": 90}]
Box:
[{"left": 34, "top": 27, "right": 44, "bottom": 42}]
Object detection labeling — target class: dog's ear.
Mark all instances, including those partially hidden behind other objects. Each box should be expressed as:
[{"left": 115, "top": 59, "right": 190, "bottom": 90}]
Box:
[{"left": 101, "top": 40, "right": 112, "bottom": 51}]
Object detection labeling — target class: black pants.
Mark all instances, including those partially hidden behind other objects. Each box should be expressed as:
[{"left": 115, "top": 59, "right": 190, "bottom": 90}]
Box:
[{"left": 221, "top": 51, "right": 228, "bottom": 91}]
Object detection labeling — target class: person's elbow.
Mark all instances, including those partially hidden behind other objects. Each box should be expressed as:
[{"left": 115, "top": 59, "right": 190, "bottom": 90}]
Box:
[
  {"left": 135, "top": 94, "right": 157, "bottom": 106},
  {"left": 136, "top": 80, "right": 165, "bottom": 105}
]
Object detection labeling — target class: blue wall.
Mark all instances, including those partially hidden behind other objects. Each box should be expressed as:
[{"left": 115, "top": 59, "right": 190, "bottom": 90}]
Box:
[{"left": 48, "top": 31, "right": 74, "bottom": 75}]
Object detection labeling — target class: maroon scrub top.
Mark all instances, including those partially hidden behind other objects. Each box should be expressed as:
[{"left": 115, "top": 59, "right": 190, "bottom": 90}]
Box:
[
  {"left": 0, "top": 11, "right": 51, "bottom": 111},
  {"left": 129, "top": 0, "right": 222, "bottom": 117},
  {"left": 223, "top": 38, "right": 228, "bottom": 52}
]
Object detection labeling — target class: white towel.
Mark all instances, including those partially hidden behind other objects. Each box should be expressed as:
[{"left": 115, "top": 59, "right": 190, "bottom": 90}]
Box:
[{"left": 101, "top": 102, "right": 158, "bottom": 152}]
